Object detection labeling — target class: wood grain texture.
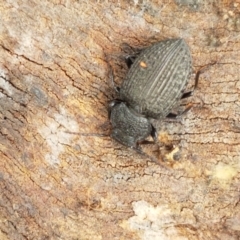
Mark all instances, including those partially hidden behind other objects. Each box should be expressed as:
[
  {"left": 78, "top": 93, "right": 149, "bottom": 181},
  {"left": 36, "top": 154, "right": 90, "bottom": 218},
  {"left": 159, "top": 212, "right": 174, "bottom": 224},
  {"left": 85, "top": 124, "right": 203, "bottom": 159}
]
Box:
[{"left": 0, "top": 1, "right": 239, "bottom": 239}]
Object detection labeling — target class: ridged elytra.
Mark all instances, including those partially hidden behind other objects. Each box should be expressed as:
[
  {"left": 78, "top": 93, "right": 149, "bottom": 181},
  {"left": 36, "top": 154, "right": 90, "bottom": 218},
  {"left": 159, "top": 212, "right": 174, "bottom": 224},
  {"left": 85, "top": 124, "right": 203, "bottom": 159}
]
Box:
[{"left": 109, "top": 39, "right": 193, "bottom": 149}]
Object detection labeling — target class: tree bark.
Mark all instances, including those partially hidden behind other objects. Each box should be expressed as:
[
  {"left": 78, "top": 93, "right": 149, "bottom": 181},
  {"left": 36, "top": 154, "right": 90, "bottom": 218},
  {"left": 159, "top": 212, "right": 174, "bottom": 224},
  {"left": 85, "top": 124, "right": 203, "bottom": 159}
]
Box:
[{"left": 0, "top": 1, "right": 239, "bottom": 239}]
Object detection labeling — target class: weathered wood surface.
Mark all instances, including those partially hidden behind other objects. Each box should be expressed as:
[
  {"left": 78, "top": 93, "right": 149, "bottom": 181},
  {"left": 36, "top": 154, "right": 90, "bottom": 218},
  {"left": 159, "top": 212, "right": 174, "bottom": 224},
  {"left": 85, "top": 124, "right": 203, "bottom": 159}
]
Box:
[{"left": 0, "top": 1, "right": 239, "bottom": 239}]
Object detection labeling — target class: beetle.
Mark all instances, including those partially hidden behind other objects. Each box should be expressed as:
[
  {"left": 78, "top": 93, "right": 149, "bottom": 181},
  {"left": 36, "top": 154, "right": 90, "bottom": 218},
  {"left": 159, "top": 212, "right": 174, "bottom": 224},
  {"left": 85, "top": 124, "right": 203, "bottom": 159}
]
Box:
[{"left": 109, "top": 38, "right": 197, "bottom": 149}]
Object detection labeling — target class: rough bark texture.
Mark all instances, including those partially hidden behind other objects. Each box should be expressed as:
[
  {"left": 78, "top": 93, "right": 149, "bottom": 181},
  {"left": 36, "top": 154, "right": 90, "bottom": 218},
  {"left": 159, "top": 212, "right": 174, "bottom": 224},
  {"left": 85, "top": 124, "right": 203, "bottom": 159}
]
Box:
[{"left": 0, "top": 1, "right": 240, "bottom": 240}]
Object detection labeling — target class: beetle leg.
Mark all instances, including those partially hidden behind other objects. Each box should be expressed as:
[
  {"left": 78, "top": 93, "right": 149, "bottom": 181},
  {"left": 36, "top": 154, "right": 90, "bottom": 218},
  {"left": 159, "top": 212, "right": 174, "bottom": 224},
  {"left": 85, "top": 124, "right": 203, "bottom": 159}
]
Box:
[
  {"left": 180, "top": 71, "right": 199, "bottom": 99},
  {"left": 138, "top": 140, "right": 155, "bottom": 145},
  {"left": 150, "top": 125, "right": 158, "bottom": 142},
  {"left": 121, "top": 43, "right": 144, "bottom": 68},
  {"left": 133, "top": 125, "right": 157, "bottom": 146},
  {"left": 181, "top": 61, "right": 217, "bottom": 99},
  {"left": 134, "top": 142, "right": 143, "bottom": 152},
  {"left": 178, "top": 103, "right": 193, "bottom": 116},
  {"left": 105, "top": 53, "right": 122, "bottom": 93},
  {"left": 125, "top": 55, "right": 138, "bottom": 68},
  {"left": 108, "top": 64, "right": 121, "bottom": 93},
  {"left": 166, "top": 103, "right": 193, "bottom": 119},
  {"left": 166, "top": 112, "right": 178, "bottom": 118},
  {"left": 122, "top": 42, "right": 142, "bottom": 54},
  {"left": 173, "top": 62, "right": 217, "bottom": 118}
]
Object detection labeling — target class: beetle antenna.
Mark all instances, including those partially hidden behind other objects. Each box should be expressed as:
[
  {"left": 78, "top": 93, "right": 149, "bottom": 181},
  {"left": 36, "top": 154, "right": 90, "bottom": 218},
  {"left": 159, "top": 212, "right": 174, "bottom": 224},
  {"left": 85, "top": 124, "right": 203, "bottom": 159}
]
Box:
[
  {"left": 65, "top": 131, "right": 108, "bottom": 137},
  {"left": 135, "top": 147, "right": 168, "bottom": 169},
  {"left": 105, "top": 53, "right": 120, "bottom": 93}
]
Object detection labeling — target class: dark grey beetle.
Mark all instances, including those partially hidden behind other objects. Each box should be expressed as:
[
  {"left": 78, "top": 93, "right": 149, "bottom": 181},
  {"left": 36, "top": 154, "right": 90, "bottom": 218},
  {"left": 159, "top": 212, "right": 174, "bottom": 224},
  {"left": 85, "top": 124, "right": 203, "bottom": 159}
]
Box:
[{"left": 109, "top": 38, "right": 194, "bottom": 149}]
